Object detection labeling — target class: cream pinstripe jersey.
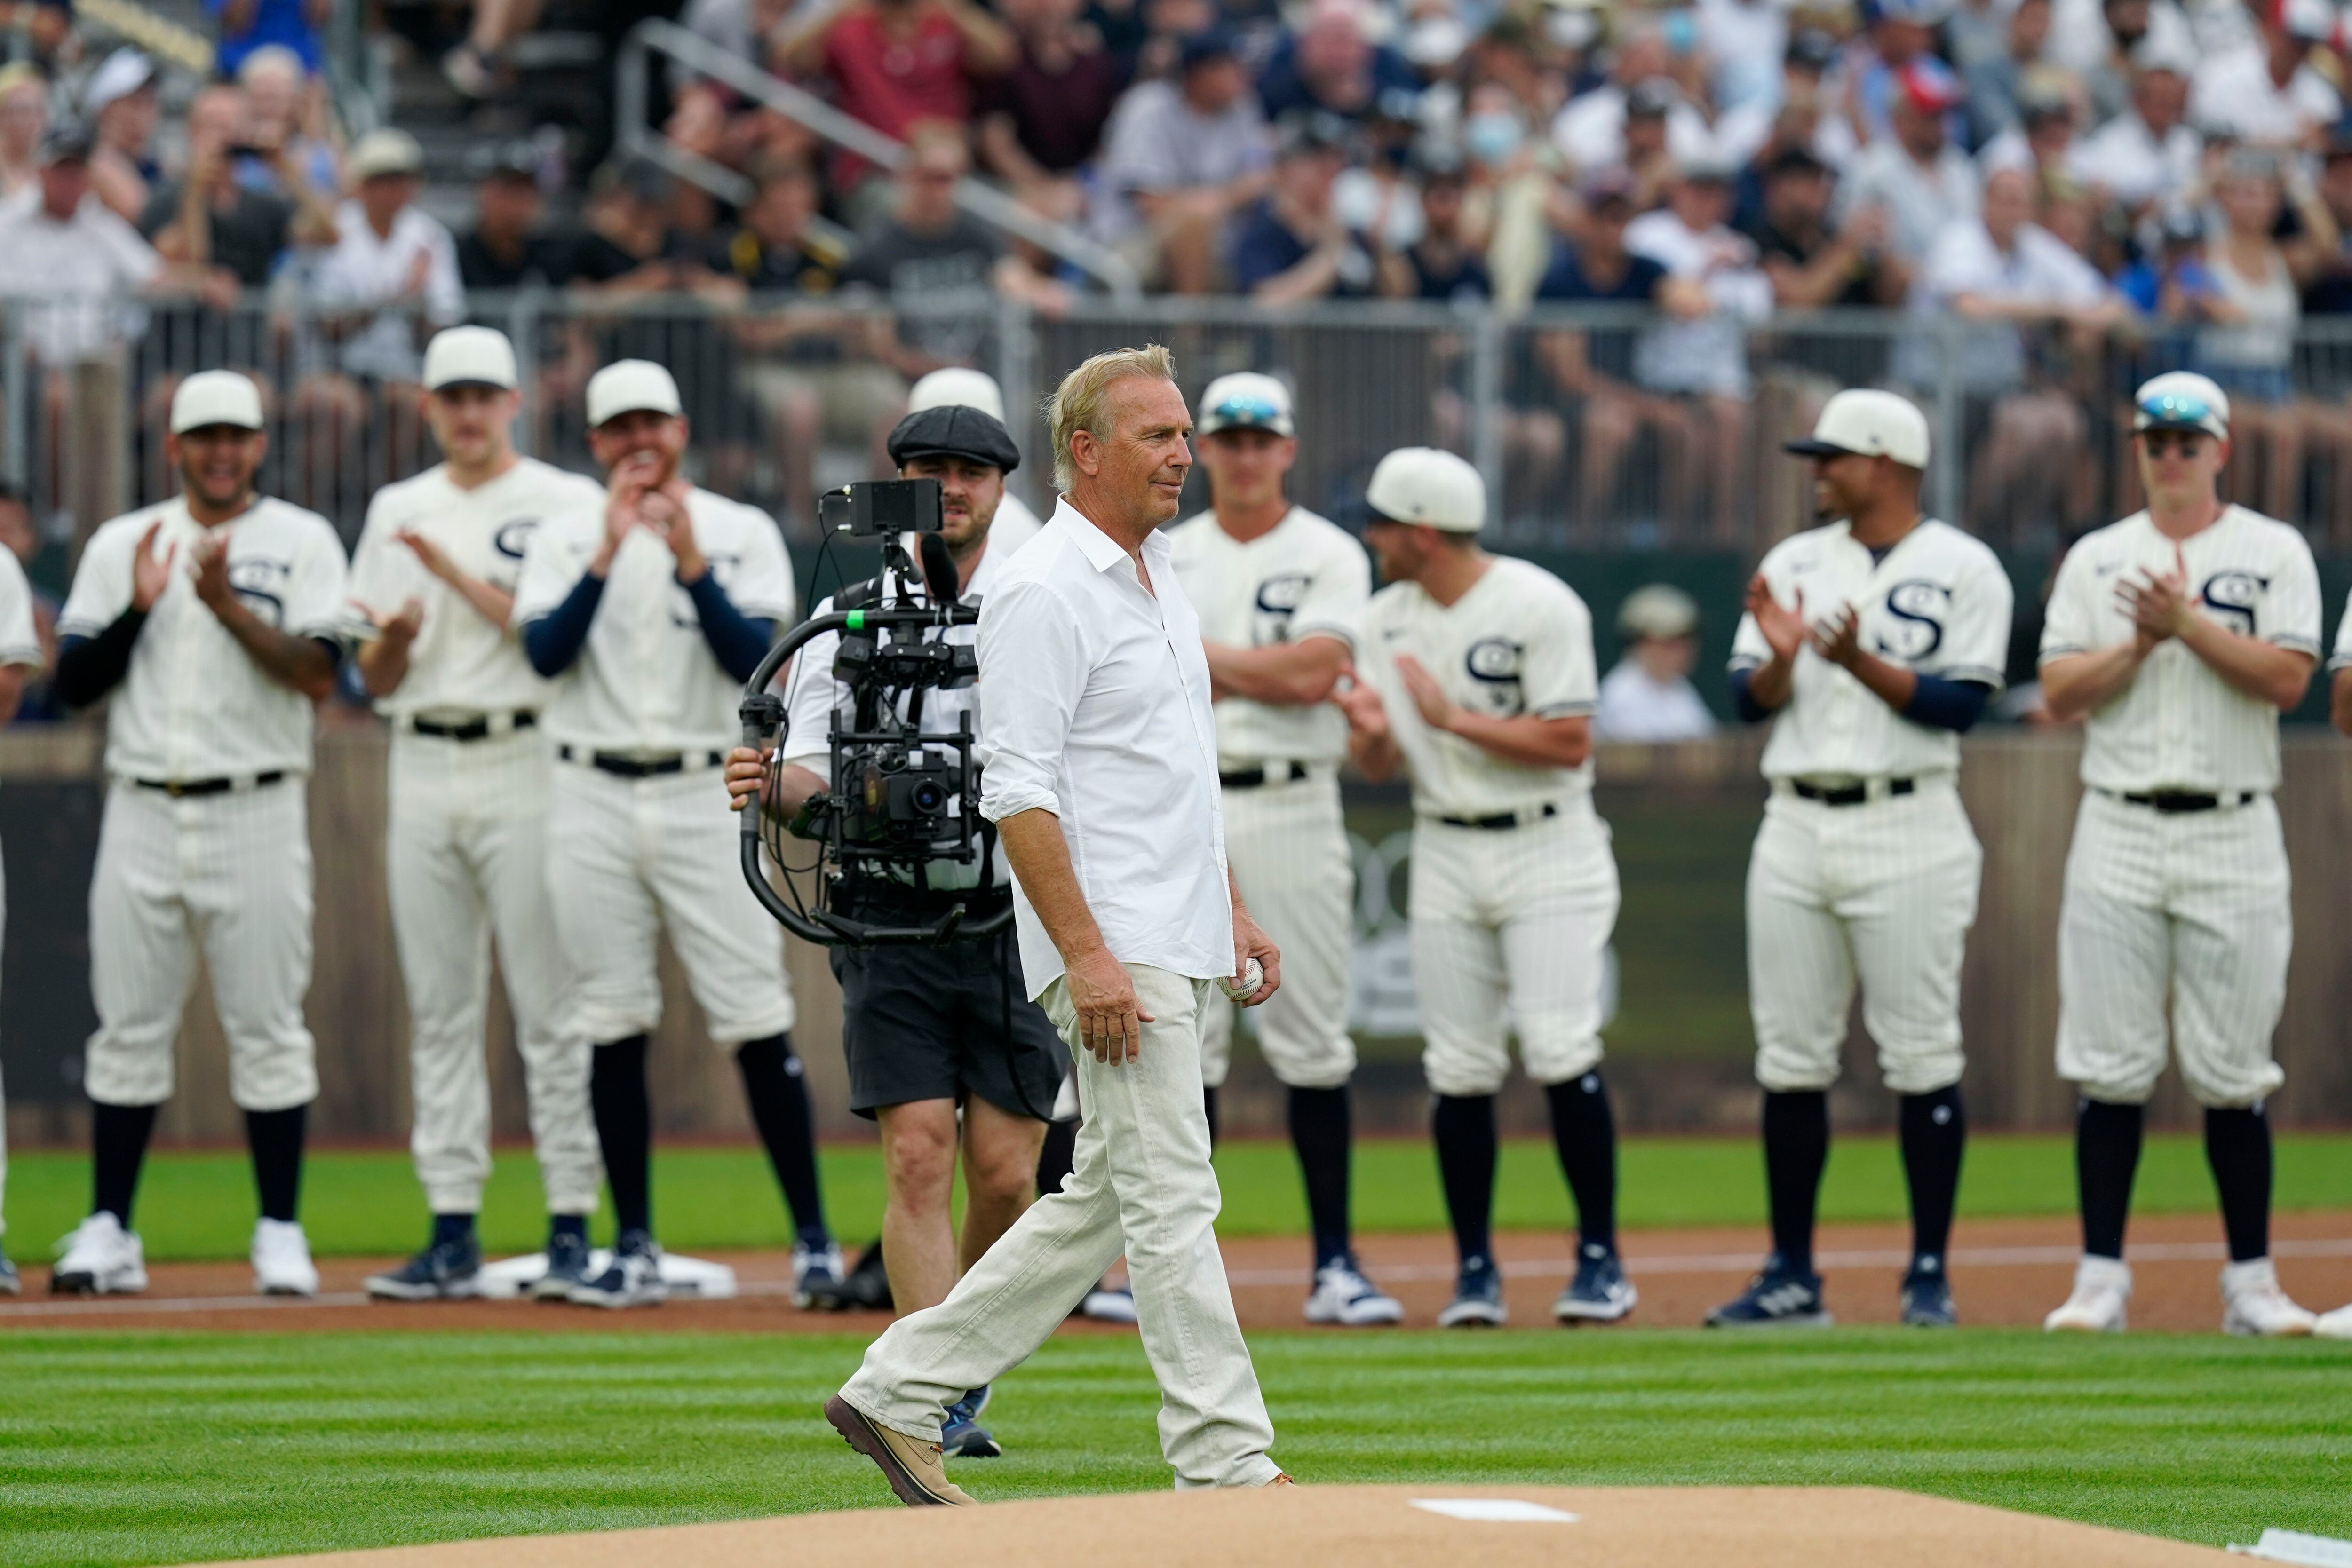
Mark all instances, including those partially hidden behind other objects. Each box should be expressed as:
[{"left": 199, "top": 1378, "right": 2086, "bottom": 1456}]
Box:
[
  {"left": 60, "top": 496, "right": 348, "bottom": 781},
  {"left": 1165, "top": 506, "right": 1371, "bottom": 766},
  {"left": 512, "top": 485, "right": 796, "bottom": 754},
  {"left": 2040, "top": 506, "right": 2320, "bottom": 794},
  {"left": 1356, "top": 555, "right": 1597, "bottom": 817},
  {"left": 1731, "top": 518, "right": 2013, "bottom": 781},
  {"left": 347, "top": 458, "right": 606, "bottom": 720}
]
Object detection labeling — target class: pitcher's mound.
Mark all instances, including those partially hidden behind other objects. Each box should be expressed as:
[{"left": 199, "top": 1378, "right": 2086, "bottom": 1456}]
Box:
[{"left": 193, "top": 1484, "right": 2230, "bottom": 1568}]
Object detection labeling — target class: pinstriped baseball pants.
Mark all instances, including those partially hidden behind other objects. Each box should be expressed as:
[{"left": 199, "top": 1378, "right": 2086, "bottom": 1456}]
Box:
[
  {"left": 1200, "top": 771, "right": 1356, "bottom": 1092},
  {"left": 2056, "top": 790, "right": 2290, "bottom": 1108},
  {"left": 1746, "top": 781, "right": 1981, "bottom": 1096}
]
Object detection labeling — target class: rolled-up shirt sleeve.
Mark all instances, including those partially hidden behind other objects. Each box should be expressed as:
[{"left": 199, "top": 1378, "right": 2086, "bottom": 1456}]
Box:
[{"left": 976, "top": 576, "right": 1086, "bottom": 823}]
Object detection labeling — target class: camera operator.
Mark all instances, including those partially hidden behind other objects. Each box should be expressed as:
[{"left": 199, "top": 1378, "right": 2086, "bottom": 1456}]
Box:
[{"left": 725, "top": 404, "right": 1064, "bottom": 1463}]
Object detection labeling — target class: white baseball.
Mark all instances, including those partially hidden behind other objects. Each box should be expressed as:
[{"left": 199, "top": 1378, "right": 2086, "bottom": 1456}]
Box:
[{"left": 1221, "top": 958, "right": 1264, "bottom": 1002}]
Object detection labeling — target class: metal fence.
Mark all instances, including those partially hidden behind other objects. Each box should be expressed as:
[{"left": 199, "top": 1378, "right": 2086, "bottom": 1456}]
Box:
[{"left": 13, "top": 290, "right": 2352, "bottom": 559}]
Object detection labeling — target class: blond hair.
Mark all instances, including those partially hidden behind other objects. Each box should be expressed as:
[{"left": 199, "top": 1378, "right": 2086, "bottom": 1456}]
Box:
[{"left": 1046, "top": 344, "right": 1179, "bottom": 491}]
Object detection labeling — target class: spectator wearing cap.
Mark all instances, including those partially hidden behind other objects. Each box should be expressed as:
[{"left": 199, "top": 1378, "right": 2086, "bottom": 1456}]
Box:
[
  {"left": 1625, "top": 160, "right": 1774, "bottom": 541},
  {"left": 1255, "top": 0, "right": 1420, "bottom": 127},
  {"left": 212, "top": 0, "right": 329, "bottom": 78},
  {"left": 1835, "top": 58, "right": 1981, "bottom": 267},
  {"left": 1978, "top": 79, "right": 2083, "bottom": 183},
  {"left": 1715, "top": 29, "right": 1861, "bottom": 180},
  {"left": 1749, "top": 147, "right": 1907, "bottom": 308},
  {"left": 1090, "top": 29, "right": 1272, "bottom": 293},
  {"left": 1551, "top": 26, "right": 1716, "bottom": 188},
  {"left": 1377, "top": 151, "right": 1491, "bottom": 302},
  {"left": 237, "top": 45, "right": 342, "bottom": 199},
  {"left": 2188, "top": 0, "right": 2340, "bottom": 150},
  {"left": 1593, "top": 584, "right": 1715, "bottom": 742},
  {"left": 0, "top": 63, "right": 50, "bottom": 202},
  {"left": 975, "top": 0, "right": 1124, "bottom": 202},
  {"left": 455, "top": 145, "right": 571, "bottom": 292},
  {"left": 2068, "top": 42, "right": 2201, "bottom": 214},
  {"left": 1837, "top": 0, "right": 1953, "bottom": 147},
  {"left": 82, "top": 48, "right": 159, "bottom": 224},
  {"left": 142, "top": 84, "right": 338, "bottom": 291},
  {"left": 1227, "top": 112, "right": 1376, "bottom": 302},
  {"left": 775, "top": 0, "right": 1015, "bottom": 229}
]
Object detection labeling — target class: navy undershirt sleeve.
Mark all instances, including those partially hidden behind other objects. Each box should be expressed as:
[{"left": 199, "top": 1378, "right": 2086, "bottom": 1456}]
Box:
[
  {"left": 53, "top": 607, "right": 147, "bottom": 709},
  {"left": 1901, "top": 675, "right": 1993, "bottom": 733},
  {"left": 683, "top": 570, "right": 775, "bottom": 685},
  {"left": 1729, "top": 665, "right": 1775, "bottom": 723},
  {"left": 520, "top": 571, "right": 606, "bottom": 677}
]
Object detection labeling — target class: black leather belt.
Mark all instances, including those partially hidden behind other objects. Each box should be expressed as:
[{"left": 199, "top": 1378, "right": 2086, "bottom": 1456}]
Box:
[
  {"left": 412, "top": 711, "right": 536, "bottom": 742},
  {"left": 1793, "top": 777, "right": 1915, "bottom": 808},
  {"left": 2121, "top": 790, "right": 2253, "bottom": 814},
  {"left": 135, "top": 771, "right": 286, "bottom": 798},
  {"left": 1220, "top": 762, "right": 1308, "bottom": 789},
  {"left": 1438, "top": 802, "right": 1558, "bottom": 831},
  {"left": 558, "top": 745, "right": 723, "bottom": 779}
]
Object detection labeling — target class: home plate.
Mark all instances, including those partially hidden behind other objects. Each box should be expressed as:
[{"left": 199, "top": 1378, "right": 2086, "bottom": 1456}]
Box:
[
  {"left": 182, "top": 1484, "right": 2233, "bottom": 1568},
  {"left": 473, "top": 1252, "right": 737, "bottom": 1299}
]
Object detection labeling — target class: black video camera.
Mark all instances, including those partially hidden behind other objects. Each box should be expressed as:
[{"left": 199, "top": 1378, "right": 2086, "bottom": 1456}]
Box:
[{"left": 817, "top": 478, "right": 944, "bottom": 537}]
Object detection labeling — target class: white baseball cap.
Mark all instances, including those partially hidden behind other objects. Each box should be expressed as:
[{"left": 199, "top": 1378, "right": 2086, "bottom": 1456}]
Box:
[
  {"left": 2133, "top": 370, "right": 2230, "bottom": 441},
  {"left": 1365, "top": 446, "right": 1484, "bottom": 533},
  {"left": 1619, "top": 583, "right": 1700, "bottom": 641},
  {"left": 586, "top": 359, "right": 683, "bottom": 427},
  {"left": 82, "top": 48, "right": 154, "bottom": 116},
  {"left": 907, "top": 367, "right": 1007, "bottom": 422},
  {"left": 423, "top": 325, "right": 518, "bottom": 391},
  {"left": 349, "top": 127, "right": 425, "bottom": 181},
  {"left": 1783, "top": 388, "right": 1931, "bottom": 469},
  {"left": 1197, "top": 372, "right": 1295, "bottom": 438},
  {"left": 170, "top": 370, "right": 265, "bottom": 434}
]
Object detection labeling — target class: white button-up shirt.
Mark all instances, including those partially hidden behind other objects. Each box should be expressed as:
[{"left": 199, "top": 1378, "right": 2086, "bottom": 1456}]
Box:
[
  {"left": 976, "top": 497, "right": 1232, "bottom": 999},
  {"left": 60, "top": 495, "right": 350, "bottom": 782},
  {"left": 299, "top": 199, "right": 464, "bottom": 382}
]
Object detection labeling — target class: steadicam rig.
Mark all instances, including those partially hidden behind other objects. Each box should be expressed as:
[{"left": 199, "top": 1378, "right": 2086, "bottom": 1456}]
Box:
[{"left": 738, "top": 480, "right": 1013, "bottom": 948}]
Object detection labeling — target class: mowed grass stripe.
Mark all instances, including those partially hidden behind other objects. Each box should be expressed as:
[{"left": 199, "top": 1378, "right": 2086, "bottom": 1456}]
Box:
[
  {"left": 8, "top": 1132, "right": 2351, "bottom": 1261},
  {"left": 0, "top": 1331, "right": 2346, "bottom": 1567}
]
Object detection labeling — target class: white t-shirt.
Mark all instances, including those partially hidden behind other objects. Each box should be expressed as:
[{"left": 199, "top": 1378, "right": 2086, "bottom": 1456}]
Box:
[
  {"left": 1905, "top": 217, "right": 2110, "bottom": 389},
  {"left": 1550, "top": 84, "right": 1719, "bottom": 177},
  {"left": 1593, "top": 659, "right": 1716, "bottom": 742},
  {"left": 300, "top": 200, "right": 465, "bottom": 382},
  {"left": 2040, "top": 506, "right": 2320, "bottom": 794},
  {"left": 513, "top": 485, "right": 796, "bottom": 754},
  {"left": 1356, "top": 555, "right": 1598, "bottom": 819},
  {"left": 2067, "top": 113, "right": 2203, "bottom": 209},
  {"left": 1732, "top": 518, "right": 2013, "bottom": 782},
  {"left": 2188, "top": 44, "right": 2340, "bottom": 147},
  {"left": 1164, "top": 505, "right": 1371, "bottom": 767},
  {"left": 346, "top": 457, "right": 606, "bottom": 721},
  {"left": 0, "top": 189, "right": 159, "bottom": 363},
  {"left": 60, "top": 495, "right": 349, "bottom": 781},
  {"left": 1623, "top": 210, "right": 1772, "bottom": 397}
]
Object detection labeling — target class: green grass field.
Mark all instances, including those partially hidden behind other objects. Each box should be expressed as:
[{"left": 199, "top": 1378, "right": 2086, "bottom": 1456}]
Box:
[
  {"left": 6, "top": 1132, "right": 2350, "bottom": 1261},
  {"left": 1, "top": 1329, "right": 2346, "bottom": 1566}
]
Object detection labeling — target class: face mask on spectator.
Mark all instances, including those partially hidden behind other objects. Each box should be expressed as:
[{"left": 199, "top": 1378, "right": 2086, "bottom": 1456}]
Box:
[{"left": 1466, "top": 112, "right": 1522, "bottom": 166}]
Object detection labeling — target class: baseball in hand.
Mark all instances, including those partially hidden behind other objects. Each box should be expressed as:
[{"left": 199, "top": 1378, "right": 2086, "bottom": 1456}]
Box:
[{"left": 1221, "top": 958, "right": 1264, "bottom": 1002}]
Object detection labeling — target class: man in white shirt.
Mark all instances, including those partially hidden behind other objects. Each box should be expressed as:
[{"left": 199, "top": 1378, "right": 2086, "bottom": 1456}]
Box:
[
  {"left": 514, "top": 359, "right": 840, "bottom": 1310},
  {"left": 1090, "top": 32, "right": 1273, "bottom": 293},
  {"left": 1710, "top": 391, "right": 2011, "bottom": 1330},
  {"left": 1832, "top": 60, "right": 1981, "bottom": 265},
  {"left": 1336, "top": 448, "right": 1634, "bottom": 1330},
  {"left": 2186, "top": 0, "right": 2339, "bottom": 150},
  {"left": 0, "top": 122, "right": 182, "bottom": 367},
  {"left": 2068, "top": 45, "right": 2202, "bottom": 213},
  {"left": 48, "top": 371, "right": 349, "bottom": 1300},
  {"left": 346, "top": 327, "right": 607, "bottom": 1302},
  {"left": 0, "top": 521, "right": 47, "bottom": 1294},
  {"left": 1165, "top": 372, "right": 1399, "bottom": 1328},
  {"left": 1594, "top": 583, "right": 1716, "bottom": 742},
  {"left": 1551, "top": 30, "right": 1718, "bottom": 180},
  {"left": 828, "top": 346, "right": 1287, "bottom": 1505},
  {"left": 299, "top": 129, "right": 464, "bottom": 384},
  {"left": 2038, "top": 373, "right": 2322, "bottom": 1339}
]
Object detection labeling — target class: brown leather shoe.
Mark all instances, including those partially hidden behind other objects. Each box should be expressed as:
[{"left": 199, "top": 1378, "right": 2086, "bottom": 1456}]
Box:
[{"left": 824, "top": 1395, "right": 977, "bottom": 1507}]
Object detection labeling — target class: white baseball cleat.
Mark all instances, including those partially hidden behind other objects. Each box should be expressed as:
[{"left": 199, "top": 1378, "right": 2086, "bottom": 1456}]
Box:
[
  {"left": 252, "top": 1219, "right": 320, "bottom": 1297},
  {"left": 1303, "top": 1258, "right": 1405, "bottom": 1326},
  {"left": 50, "top": 1212, "right": 148, "bottom": 1296},
  {"left": 2313, "top": 1302, "right": 2352, "bottom": 1340},
  {"left": 2220, "top": 1258, "right": 2316, "bottom": 1338},
  {"left": 2044, "top": 1255, "right": 2130, "bottom": 1333}
]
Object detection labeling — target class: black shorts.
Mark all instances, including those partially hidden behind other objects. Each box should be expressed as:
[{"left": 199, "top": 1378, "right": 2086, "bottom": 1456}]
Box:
[{"left": 830, "top": 931, "right": 1067, "bottom": 1121}]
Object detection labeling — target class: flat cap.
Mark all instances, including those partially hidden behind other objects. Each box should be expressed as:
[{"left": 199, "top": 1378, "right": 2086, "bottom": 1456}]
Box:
[{"left": 887, "top": 404, "right": 1020, "bottom": 474}]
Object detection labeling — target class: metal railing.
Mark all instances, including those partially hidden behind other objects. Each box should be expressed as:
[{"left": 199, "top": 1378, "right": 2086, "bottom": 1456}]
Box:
[
  {"left": 615, "top": 20, "right": 1143, "bottom": 301},
  {"left": 9, "top": 289, "right": 2352, "bottom": 559}
]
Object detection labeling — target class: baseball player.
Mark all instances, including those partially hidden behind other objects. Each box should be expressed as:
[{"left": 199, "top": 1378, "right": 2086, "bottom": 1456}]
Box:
[
  {"left": 905, "top": 368, "right": 1044, "bottom": 554},
  {"left": 48, "top": 370, "right": 348, "bottom": 1298},
  {"left": 347, "top": 327, "right": 608, "bottom": 1301},
  {"left": 514, "top": 358, "right": 839, "bottom": 1309},
  {"left": 2039, "top": 372, "right": 2321, "bottom": 1338},
  {"left": 1334, "top": 447, "right": 1631, "bottom": 1328},
  {"left": 0, "top": 540, "right": 45, "bottom": 1293},
  {"left": 1706, "top": 389, "right": 2012, "bottom": 1330},
  {"left": 1166, "top": 372, "right": 1399, "bottom": 1327}
]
